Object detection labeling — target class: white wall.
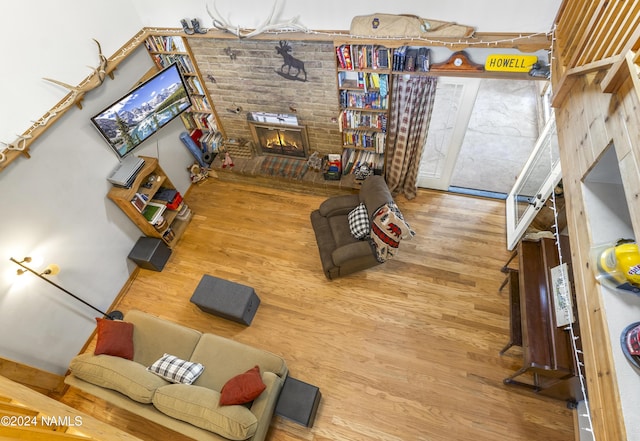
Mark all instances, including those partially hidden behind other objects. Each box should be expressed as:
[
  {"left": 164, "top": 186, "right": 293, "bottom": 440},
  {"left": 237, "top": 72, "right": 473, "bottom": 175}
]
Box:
[
  {"left": 0, "top": 0, "right": 561, "bottom": 375},
  {"left": 0, "top": 2, "right": 193, "bottom": 374},
  {"left": 131, "top": 0, "right": 561, "bottom": 34}
]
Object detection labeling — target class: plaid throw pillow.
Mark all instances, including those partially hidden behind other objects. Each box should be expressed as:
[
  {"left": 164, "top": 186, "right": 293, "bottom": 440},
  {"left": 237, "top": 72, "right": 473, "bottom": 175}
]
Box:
[
  {"left": 348, "top": 203, "right": 370, "bottom": 239},
  {"left": 147, "top": 354, "right": 204, "bottom": 385}
]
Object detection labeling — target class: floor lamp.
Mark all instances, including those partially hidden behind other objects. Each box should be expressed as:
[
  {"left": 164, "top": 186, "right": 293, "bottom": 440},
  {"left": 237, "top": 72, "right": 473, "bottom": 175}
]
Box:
[{"left": 9, "top": 257, "right": 123, "bottom": 320}]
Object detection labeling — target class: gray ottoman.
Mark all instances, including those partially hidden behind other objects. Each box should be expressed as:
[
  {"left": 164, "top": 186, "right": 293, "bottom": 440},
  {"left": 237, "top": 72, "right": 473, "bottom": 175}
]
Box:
[
  {"left": 128, "top": 237, "right": 171, "bottom": 271},
  {"left": 189, "top": 275, "right": 260, "bottom": 325}
]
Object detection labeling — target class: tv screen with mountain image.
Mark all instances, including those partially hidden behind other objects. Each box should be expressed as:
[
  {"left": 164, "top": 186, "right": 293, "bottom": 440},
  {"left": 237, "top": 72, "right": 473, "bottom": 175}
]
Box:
[{"left": 91, "top": 63, "right": 192, "bottom": 159}]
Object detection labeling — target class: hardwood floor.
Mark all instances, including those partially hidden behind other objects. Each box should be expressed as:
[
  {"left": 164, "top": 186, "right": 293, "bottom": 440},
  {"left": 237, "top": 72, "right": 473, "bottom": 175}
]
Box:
[{"left": 60, "top": 178, "right": 575, "bottom": 441}]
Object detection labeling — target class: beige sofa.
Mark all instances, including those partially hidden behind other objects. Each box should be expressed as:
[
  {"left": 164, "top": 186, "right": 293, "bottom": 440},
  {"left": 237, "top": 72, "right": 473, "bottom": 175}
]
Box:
[{"left": 65, "top": 310, "right": 288, "bottom": 441}]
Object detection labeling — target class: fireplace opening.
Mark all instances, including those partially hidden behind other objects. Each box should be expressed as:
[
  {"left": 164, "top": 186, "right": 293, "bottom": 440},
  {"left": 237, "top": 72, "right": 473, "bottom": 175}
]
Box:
[{"left": 248, "top": 117, "right": 309, "bottom": 159}]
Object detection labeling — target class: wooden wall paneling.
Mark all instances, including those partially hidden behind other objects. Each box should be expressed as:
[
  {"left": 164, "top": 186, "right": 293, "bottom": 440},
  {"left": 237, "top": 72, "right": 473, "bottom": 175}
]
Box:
[
  {"left": 563, "top": 82, "right": 595, "bottom": 173},
  {"left": 556, "top": 71, "right": 638, "bottom": 441},
  {"left": 580, "top": 73, "right": 611, "bottom": 163},
  {"left": 604, "top": 84, "right": 633, "bottom": 160}
]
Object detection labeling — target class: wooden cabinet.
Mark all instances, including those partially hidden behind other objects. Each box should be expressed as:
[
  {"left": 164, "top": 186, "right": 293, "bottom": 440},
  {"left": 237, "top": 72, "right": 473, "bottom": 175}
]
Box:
[
  {"left": 108, "top": 156, "right": 192, "bottom": 248},
  {"left": 144, "top": 34, "right": 224, "bottom": 152}
]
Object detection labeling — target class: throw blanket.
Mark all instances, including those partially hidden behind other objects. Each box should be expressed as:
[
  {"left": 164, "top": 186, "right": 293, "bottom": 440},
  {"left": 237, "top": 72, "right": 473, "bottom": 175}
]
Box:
[{"left": 370, "top": 203, "right": 415, "bottom": 263}]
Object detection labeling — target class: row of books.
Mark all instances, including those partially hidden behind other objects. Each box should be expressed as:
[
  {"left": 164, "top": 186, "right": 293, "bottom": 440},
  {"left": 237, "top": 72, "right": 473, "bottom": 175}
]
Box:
[
  {"left": 340, "top": 110, "right": 387, "bottom": 131},
  {"left": 338, "top": 71, "right": 388, "bottom": 93},
  {"left": 151, "top": 54, "right": 195, "bottom": 75},
  {"left": 336, "top": 44, "right": 390, "bottom": 70},
  {"left": 188, "top": 128, "right": 222, "bottom": 153},
  {"left": 189, "top": 95, "right": 211, "bottom": 113},
  {"left": 341, "top": 149, "right": 385, "bottom": 175},
  {"left": 342, "top": 131, "right": 386, "bottom": 151},
  {"left": 339, "top": 90, "right": 388, "bottom": 110},
  {"left": 181, "top": 111, "right": 216, "bottom": 132},
  {"left": 392, "top": 47, "right": 430, "bottom": 72},
  {"left": 184, "top": 76, "right": 205, "bottom": 96},
  {"left": 145, "top": 36, "right": 187, "bottom": 53}
]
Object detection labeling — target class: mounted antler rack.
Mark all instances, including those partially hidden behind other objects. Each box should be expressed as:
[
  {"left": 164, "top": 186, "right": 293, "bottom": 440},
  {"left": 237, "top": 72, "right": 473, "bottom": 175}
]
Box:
[{"left": 0, "top": 35, "right": 139, "bottom": 172}]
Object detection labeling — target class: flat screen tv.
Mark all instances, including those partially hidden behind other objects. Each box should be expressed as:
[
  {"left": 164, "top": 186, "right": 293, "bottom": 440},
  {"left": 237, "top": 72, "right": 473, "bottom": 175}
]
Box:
[{"left": 91, "top": 63, "right": 192, "bottom": 159}]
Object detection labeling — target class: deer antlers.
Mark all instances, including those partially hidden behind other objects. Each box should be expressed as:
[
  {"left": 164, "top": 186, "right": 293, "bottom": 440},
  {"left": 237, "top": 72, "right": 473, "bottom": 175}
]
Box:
[
  {"left": 206, "top": 0, "right": 308, "bottom": 39},
  {"left": 0, "top": 39, "right": 110, "bottom": 165}
]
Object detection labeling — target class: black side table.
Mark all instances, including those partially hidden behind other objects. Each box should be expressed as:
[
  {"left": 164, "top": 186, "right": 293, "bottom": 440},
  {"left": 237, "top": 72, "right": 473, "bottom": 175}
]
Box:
[{"left": 275, "top": 376, "right": 321, "bottom": 427}]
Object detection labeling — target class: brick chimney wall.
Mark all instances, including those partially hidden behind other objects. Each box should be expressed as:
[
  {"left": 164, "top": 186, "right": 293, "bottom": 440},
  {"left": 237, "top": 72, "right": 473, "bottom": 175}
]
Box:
[{"left": 188, "top": 38, "right": 342, "bottom": 157}]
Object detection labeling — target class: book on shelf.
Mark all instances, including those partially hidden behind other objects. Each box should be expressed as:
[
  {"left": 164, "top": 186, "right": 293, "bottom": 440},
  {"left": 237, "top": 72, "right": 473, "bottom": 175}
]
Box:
[
  {"left": 336, "top": 45, "right": 353, "bottom": 70},
  {"left": 340, "top": 110, "right": 387, "bottom": 131},
  {"left": 341, "top": 148, "right": 385, "bottom": 175},
  {"left": 377, "top": 47, "right": 390, "bottom": 69},
  {"left": 146, "top": 35, "right": 187, "bottom": 53},
  {"left": 392, "top": 46, "right": 407, "bottom": 71},
  {"left": 340, "top": 90, "right": 388, "bottom": 110},
  {"left": 417, "top": 48, "right": 430, "bottom": 72},
  {"left": 337, "top": 44, "right": 391, "bottom": 70},
  {"left": 404, "top": 48, "right": 418, "bottom": 72},
  {"left": 130, "top": 193, "right": 148, "bottom": 212},
  {"left": 153, "top": 187, "right": 178, "bottom": 202}
]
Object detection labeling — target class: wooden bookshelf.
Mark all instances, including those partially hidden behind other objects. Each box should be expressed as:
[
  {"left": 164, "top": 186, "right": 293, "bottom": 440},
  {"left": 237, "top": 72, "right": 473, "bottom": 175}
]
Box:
[
  {"left": 144, "top": 34, "right": 225, "bottom": 155},
  {"left": 107, "top": 156, "right": 192, "bottom": 248}
]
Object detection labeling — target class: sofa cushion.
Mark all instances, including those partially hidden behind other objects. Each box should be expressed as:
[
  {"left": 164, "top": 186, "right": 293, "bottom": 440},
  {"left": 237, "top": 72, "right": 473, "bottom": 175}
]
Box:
[
  {"left": 94, "top": 318, "right": 134, "bottom": 360},
  {"left": 220, "top": 366, "right": 266, "bottom": 405},
  {"left": 147, "top": 354, "right": 205, "bottom": 385},
  {"left": 69, "top": 353, "right": 169, "bottom": 403},
  {"left": 347, "top": 203, "right": 370, "bottom": 239},
  {"left": 153, "top": 383, "right": 258, "bottom": 440},
  {"left": 123, "top": 310, "right": 202, "bottom": 367},
  {"left": 190, "top": 333, "right": 288, "bottom": 391}
]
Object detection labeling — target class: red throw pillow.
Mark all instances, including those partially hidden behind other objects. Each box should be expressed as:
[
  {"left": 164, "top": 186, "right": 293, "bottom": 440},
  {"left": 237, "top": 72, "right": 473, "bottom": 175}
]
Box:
[
  {"left": 219, "top": 366, "right": 266, "bottom": 406},
  {"left": 94, "top": 318, "right": 134, "bottom": 360}
]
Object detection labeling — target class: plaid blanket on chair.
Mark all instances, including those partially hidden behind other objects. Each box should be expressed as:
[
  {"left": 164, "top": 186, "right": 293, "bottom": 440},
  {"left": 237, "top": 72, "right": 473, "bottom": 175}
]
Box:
[{"left": 370, "top": 202, "right": 415, "bottom": 263}]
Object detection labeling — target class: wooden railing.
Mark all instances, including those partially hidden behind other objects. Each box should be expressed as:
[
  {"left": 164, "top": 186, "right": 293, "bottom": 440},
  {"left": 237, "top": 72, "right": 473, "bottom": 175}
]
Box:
[{"left": 552, "top": 0, "right": 640, "bottom": 106}]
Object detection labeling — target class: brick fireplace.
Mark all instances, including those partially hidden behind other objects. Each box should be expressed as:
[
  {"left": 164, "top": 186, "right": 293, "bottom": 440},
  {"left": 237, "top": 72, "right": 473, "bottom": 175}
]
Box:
[{"left": 248, "top": 121, "right": 309, "bottom": 159}]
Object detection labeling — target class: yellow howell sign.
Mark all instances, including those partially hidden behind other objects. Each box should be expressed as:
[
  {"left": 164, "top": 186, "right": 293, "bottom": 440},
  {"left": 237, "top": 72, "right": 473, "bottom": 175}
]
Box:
[{"left": 485, "top": 54, "right": 538, "bottom": 72}]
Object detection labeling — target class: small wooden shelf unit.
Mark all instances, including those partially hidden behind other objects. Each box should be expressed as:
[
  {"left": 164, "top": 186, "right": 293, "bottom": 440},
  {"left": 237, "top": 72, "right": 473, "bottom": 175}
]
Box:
[{"left": 107, "top": 156, "right": 192, "bottom": 248}]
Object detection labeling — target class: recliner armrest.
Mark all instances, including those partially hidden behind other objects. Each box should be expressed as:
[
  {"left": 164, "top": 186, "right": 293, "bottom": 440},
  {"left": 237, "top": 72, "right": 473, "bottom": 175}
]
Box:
[
  {"left": 318, "top": 194, "right": 360, "bottom": 217},
  {"left": 332, "top": 241, "right": 375, "bottom": 266}
]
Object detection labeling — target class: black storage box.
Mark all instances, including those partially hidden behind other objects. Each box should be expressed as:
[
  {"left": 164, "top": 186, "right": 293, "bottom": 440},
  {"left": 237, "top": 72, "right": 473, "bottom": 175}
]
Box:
[{"left": 127, "top": 237, "right": 172, "bottom": 271}]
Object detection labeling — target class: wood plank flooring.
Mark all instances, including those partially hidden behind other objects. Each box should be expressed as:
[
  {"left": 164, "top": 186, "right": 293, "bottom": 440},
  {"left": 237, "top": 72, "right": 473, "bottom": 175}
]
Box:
[{"left": 60, "top": 178, "right": 575, "bottom": 441}]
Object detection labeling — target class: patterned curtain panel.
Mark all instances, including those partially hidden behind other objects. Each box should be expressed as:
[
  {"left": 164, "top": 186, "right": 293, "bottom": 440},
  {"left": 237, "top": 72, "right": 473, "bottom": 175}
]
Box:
[{"left": 385, "top": 76, "right": 437, "bottom": 199}]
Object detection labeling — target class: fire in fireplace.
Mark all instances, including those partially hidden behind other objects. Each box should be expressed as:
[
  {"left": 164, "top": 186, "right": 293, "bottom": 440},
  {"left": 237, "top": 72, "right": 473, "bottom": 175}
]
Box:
[{"left": 248, "top": 121, "right": 309, "bottom": 159}]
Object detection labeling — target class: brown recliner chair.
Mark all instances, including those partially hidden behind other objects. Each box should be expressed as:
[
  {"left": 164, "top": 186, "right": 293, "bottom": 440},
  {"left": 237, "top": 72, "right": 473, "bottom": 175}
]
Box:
[{"left": 310, "top": 175, "right": 394, "bottom": 280}]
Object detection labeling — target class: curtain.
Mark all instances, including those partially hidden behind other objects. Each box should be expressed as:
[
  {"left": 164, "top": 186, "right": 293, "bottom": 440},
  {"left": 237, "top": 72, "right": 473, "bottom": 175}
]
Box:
[{"left": 385, "top": 75, "right": 438, "bottom": 199}]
